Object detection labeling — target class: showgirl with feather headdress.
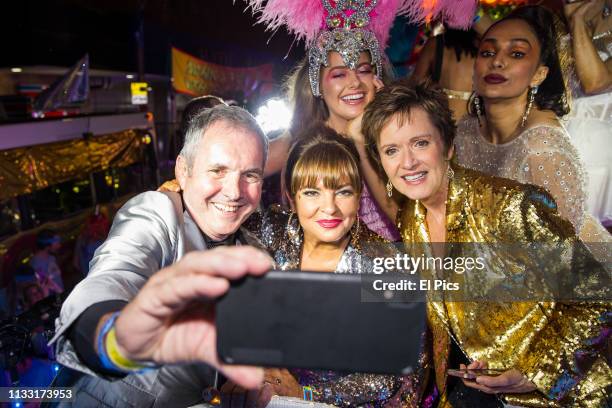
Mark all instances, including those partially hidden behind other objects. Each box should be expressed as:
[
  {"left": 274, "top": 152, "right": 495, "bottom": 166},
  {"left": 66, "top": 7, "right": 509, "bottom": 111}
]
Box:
[{"left": 246, "top": 0, "right": 478, "bottom": 96}]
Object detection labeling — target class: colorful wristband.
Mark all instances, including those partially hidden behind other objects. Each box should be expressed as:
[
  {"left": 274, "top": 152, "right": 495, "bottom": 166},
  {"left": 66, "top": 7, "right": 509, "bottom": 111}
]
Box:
[
  {"left": 97, "top": 311, "right": 157, "bottom": 373},
  {"left": 97, "top": 311, "right": 120, "bottom": 371}
]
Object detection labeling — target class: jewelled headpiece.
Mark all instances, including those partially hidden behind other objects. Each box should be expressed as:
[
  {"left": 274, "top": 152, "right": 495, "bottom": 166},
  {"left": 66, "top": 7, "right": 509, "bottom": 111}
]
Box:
[{"left": 309, "top": 0, "right": 382, "bottom": 96}]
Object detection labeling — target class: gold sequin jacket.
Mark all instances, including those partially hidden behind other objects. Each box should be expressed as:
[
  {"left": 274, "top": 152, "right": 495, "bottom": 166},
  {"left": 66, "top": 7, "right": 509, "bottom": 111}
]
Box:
[{"left": 398, "top": 166, "right": 610, "bottom": 408}]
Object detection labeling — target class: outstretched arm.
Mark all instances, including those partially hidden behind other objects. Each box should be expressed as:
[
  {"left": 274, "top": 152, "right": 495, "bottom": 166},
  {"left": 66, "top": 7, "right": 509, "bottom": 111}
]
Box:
[
  {"left": 100, "top": 246, "right": 270, "bottom": 388},
  {"left": 564, "top": 1, "right": 612, "bottom": 94}
]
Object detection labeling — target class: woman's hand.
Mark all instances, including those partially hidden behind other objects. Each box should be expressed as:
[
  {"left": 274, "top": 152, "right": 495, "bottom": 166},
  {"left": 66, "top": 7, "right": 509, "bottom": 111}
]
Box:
[
  {"left": 564, "top": 0, "right": 599, "bottom": 32},
  {"left": 221, "top": 368, "right": 302, "bottom": 408},
  {"left": 263, "top": 368, "right": 303, "bottom": 398},
  {"left": 346, "top": 112, "right": 366, "bottom": 145},
  {"left": 157, "top": 179, "right": 181, "bottom": 193},
  {"left": 373, "top": 76, "right": 384, "bottom": 92},
  {"left": 346, "top": 76, "right": 383, "bottom": 144},
  {"left": 460, "top": 361, "right": 537, "bottom": 394}
]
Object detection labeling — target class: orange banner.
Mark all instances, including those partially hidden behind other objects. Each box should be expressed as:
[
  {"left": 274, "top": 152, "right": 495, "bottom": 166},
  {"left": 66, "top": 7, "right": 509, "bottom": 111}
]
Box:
[{"left": 171, "top": 47, "right": 274, "bottom": 98}]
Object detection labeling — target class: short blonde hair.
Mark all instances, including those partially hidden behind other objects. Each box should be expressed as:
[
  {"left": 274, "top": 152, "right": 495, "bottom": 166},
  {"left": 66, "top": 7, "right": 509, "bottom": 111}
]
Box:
[{"left": 285, "top": 125, "right": 362, "bottom": 198}]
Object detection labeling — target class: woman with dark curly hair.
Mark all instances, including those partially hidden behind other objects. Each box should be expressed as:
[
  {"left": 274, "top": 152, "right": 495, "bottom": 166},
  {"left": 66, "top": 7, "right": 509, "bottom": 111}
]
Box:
[{"left": 454, "top": 5, "right": 610, "bottom": 244}]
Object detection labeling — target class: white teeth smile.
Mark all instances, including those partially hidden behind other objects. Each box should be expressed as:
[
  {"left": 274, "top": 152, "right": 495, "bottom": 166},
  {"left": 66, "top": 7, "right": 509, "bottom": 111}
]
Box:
[
  {"left": 403, "top": 172, "right": 426, "bottom": 182},
  {"left": 212, "top": 203, "right": 240, "bottom": 213},
  {"left": 341, "top": 93, "right": 364, "bottom": 101}
]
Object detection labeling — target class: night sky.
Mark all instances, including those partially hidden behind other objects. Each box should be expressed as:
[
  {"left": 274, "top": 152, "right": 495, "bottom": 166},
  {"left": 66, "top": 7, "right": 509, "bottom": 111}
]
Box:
[{"left": 3, "top": 0, "right": 304, "bottom": 76}]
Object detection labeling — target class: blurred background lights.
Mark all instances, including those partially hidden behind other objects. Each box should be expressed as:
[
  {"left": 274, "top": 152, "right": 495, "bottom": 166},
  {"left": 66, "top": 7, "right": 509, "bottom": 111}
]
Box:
[{"left": 255, "top": 98, "right": 292, "bottom": 134}]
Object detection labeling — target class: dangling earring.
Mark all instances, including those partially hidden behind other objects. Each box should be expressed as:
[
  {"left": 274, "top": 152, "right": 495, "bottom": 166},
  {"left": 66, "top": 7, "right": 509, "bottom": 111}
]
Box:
[
  {"left": 473, "top": 94, "right": 483, "bottom": 126},
  {"left": 521, "top": 85, "right": 538, "bottom": 128},
  {"left": 287, "top": 211, "right": 301, "bottom": 242},
  {"left": 386, "top": 180, "right": 393, "bottom": 198},
  {"left": 349, "top": 216, "right": 361, "bottom": 248},
  {"left": 446, "top": 162, "right": 455, "bottom": 180},
  {"left": 603, "top": 1, "right": 610, "bottom": 18}
]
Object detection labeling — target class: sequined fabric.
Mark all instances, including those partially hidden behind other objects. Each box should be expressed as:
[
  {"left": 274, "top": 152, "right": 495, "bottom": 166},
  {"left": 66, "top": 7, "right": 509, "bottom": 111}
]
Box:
[
  {"left": 244, "top": 205, "right": 409, "bottom": 407},
  {"left": 359, "top": 181, "right": 401, "bottom": 242},
  {"left": 0, "top": 128, "right": 145, "bottom": 201},
  {"left": 292, "top": 369, "right": 403, "bottom": 408},
  {"left": 454, "top": 117, "right": 611, "bottom": 246},
  {"left": 397, "top": 166, "right": 611, "bottom": 407}
]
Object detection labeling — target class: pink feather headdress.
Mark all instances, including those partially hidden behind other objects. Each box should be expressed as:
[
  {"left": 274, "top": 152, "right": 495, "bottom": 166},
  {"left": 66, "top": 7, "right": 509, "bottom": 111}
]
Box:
[
  {"left": 245, "top": 0, "right": 477, "bottom": 95},
  {"left": 247, "top": 0, "right": 477, "bottom": 43},
  {"left": 247, "top": 0, "right": 412, "bottom": 49}
]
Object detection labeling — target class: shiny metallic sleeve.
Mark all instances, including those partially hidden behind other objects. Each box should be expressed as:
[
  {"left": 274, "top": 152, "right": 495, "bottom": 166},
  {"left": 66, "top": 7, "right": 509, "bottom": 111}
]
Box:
[{"left": 500, "top": 186, "right": 611, "bottom": 406}]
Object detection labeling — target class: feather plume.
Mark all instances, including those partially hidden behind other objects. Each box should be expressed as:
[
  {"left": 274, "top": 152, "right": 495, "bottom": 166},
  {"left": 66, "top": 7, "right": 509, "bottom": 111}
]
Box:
[
  {"left": 439, "top": 0, "right": 478, "bottom": 29},
  {"left": 397, "top": 0, "right": 477, "bottom": 29},
  {"left": 246, "top": 0, "right": 326, "bottom": 44},
  {"left": 369, "top": 0, "right": 403, "bottom": 47},
  {"left": 244, "top": 0, "right": 478, "bottom": 48},
  {"left": 245, "top": 0, "right": 409, "bottom": 47}
]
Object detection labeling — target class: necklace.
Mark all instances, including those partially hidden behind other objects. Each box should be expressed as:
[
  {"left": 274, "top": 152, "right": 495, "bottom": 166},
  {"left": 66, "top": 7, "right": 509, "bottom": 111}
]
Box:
[{"left": 593, "top": 29, "right": 612, "bottom": 40}]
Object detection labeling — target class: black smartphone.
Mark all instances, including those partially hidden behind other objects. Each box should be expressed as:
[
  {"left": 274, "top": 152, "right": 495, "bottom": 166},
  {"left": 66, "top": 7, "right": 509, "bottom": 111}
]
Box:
[
  {"left": 216, "top": 270, "right": 426, "bottom": 375},
  {"left": 447, "top": 368, "right": 506, "bottom": 380}
]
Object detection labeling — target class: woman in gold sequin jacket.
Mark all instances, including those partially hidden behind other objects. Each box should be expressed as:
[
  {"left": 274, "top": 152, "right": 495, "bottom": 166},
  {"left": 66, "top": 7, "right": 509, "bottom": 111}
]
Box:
[{"left": 362, "top": 79, "right": 610, "bottom": 407}]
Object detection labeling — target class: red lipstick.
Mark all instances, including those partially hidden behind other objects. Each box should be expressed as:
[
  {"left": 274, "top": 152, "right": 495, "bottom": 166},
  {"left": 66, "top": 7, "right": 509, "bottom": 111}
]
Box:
[
  {"left": 316, "top": 219, "right": 342, "bottom": 228},
  {"left": 484, "top": 74, "right": 507, "bottom": 84}
]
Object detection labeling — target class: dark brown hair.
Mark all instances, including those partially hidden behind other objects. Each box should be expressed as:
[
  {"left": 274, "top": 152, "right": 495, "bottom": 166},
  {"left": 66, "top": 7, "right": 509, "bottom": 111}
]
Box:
[
  {"left": 472, "top": 5, "right": 569, "bottom": 117},
  {"left": 362, "top": 78, "right": 456, "bottom": 177},
  {"left": 179, "top": 95, "right": 227, "bottom": 138},
  {"left": 285, "top": 54, "right": 394, "bottom": 139}
]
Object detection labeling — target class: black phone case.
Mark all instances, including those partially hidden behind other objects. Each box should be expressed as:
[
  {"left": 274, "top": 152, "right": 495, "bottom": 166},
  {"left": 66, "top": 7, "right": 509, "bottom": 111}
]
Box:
[{"left": 217, "top": 271, "right": 425, "bottom": 375}]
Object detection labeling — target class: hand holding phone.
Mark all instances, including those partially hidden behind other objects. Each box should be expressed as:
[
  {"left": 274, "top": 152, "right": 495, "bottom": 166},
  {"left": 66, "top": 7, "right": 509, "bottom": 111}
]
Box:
[
  {"left": 453, "top": 366, "right": 538, "bottom": 395},
  {"left": 447, "top": 368, "right": 505, "bottom": 380}
]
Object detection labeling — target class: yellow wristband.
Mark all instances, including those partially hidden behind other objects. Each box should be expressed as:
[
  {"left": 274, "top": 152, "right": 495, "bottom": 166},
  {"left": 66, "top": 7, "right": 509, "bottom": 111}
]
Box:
[{"left": 105, "top": 326, "right": 152, "bottom": 371}]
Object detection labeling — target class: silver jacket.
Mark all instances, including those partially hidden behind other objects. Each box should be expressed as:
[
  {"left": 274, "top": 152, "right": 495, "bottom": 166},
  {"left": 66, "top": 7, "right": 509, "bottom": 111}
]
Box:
[{"left": 51, "top": 191, "right": 263, "bottom": 407}]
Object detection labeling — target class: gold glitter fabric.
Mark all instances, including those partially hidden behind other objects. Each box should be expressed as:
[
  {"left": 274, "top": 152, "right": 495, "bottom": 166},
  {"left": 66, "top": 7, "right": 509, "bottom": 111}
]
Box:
[
  {"left": 398, "top": 166, "right": 611, "bottom": 407},
  {"left": 454, "top": 118, "right": 611, "bottom": 247},
  {"left": 0, "top": 129, "right": 146, "bottom": 201},
  {"left": 244, "top": 204, "right": 409, "bottom": 407}
]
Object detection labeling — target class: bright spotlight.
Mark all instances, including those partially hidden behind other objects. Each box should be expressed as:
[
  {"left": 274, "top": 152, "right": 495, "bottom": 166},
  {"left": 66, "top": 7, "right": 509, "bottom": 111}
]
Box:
[{"left": 255, "top": 98, "right": 292, "bottom": 134}]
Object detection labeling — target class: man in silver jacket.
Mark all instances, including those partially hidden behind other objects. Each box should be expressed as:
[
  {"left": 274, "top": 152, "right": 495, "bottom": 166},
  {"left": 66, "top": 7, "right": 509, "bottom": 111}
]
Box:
[{"left": 51, "top": 105, "right": 271, "bottom": 407}]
